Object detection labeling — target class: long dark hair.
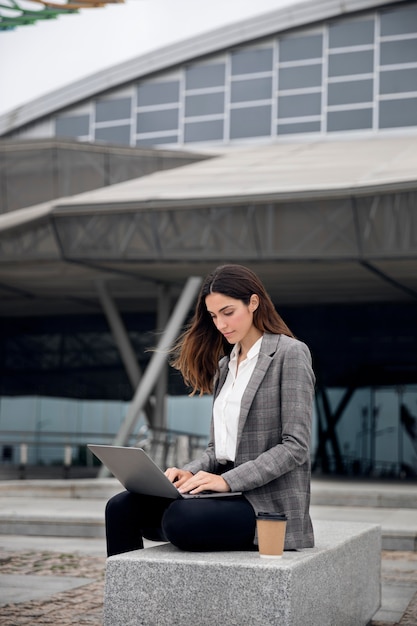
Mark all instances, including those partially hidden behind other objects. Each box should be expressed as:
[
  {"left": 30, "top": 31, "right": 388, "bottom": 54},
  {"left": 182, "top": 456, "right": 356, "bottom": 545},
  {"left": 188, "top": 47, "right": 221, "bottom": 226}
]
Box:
[{"left": 170, "top": 264, "right": 294, "bottom": 395}]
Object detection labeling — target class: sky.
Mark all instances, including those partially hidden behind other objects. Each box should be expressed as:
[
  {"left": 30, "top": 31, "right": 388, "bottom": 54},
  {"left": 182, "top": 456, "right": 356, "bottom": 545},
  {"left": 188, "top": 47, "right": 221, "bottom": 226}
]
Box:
[{"left": 0, "top": 0, "right": 293, "bottom": 116}]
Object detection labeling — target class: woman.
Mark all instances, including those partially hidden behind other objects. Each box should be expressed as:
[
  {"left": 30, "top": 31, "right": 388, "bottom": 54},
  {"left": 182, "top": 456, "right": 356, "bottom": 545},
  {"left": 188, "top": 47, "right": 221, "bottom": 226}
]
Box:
[{"left": 105, "top": 264, "right": 315, "bottom": 556}]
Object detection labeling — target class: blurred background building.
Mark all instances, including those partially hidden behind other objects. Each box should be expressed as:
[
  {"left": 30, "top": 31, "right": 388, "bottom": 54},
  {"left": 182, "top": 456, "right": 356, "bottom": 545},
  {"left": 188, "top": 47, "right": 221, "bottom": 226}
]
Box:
[{"left": 0, "top": 0, "right": 416, "bottom": 478}]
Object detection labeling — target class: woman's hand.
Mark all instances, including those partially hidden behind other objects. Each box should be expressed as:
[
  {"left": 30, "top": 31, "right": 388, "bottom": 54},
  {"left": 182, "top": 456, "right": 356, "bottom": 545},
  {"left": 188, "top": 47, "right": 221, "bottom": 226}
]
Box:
[
  {"left": 164, "top": 467, "right": 193, "bottom": 488},
  {"left": 165, "top": 469, "right": 231, "bottom": 494}
]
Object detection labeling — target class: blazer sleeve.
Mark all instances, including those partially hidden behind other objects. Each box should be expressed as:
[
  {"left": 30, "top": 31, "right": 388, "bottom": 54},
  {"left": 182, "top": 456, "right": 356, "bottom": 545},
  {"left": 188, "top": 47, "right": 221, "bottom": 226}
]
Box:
[{"left": 222, "top": 340, "right": 315, "bottom": 492}]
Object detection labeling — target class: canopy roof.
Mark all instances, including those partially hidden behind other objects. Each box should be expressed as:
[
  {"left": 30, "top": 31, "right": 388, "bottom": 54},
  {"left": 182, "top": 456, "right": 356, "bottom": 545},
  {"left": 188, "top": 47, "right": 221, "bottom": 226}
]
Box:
[
  {"left": 47, "top": 135, "right": 417, "bottom": 212},
  {"left": 1, "top": 135, "right": 416, "bottom": 317}
]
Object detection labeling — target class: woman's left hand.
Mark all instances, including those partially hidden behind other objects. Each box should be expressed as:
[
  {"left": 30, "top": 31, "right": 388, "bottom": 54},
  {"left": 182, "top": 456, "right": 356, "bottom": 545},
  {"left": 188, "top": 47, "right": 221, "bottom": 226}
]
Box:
[{"left": 178, "top": 470, "right": 231, "bottom": 494}]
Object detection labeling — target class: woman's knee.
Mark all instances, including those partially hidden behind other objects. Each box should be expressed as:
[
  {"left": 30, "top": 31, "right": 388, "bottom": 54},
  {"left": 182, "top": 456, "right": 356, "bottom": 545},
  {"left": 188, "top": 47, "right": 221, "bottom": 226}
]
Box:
[
  {"left": 106, "top": 490, "right": 130, "bottom": 514},
  {"left": 161, "top": 499, "right": 255, "bottom": 551},
  {"left": 161, "top": 500, "right": 198, "bottom": 549}
]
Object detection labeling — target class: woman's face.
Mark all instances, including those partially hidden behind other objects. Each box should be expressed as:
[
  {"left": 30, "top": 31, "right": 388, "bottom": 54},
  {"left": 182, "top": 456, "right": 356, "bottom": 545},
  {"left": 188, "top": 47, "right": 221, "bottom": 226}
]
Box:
[{"left": 205, "top": 291, "right": 260, "bottom": 347}]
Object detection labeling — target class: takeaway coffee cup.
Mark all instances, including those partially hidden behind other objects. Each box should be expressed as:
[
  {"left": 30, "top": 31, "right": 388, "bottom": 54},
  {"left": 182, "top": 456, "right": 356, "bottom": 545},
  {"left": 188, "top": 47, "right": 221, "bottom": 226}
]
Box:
[{"left": 256, "top": 512, "right": 287, "bottom": 558}]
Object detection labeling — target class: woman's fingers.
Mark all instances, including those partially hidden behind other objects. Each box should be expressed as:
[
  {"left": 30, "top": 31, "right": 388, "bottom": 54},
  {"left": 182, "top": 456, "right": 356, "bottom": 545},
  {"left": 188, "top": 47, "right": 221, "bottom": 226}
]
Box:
[
  {"left": 164, "top": 467, "right": 193, "bottom": 487},
  {"left": 178, "top": 471, "right": 230, "bottom": 494}
]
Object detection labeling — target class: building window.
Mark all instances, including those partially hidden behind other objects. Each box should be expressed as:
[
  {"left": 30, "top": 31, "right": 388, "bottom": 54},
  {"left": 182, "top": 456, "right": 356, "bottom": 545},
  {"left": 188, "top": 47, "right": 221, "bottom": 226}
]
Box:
[
  {"left": 328, "top": 50, "right": 374, "bottom": 77},
  {"left": 137, "top": 109, "right": 179, "bottom": 133},
  {"left": 55, "top": 115, "right": 90, "bottom": 138},
  {"left": 137, "top": 81, "right": 180, "bottom": 106},
  {"left": 231, "top": 47, "right": 273, "bottom": 74},
  {"left": 278, "top": 64, "right": 322, "bottom": 90},
  {"left": 380, "top": 39, "right": 417, "bottom": 66},
  {"left": 229, "top": 105, "right": 271, "bottom": 139},
  {"left": 277, "top": 120, "right": 320, "bottom": 135},
  {"left": 185, "top": 92, "right": 224, "bottom": 116},
  {"left": 327, "top": 108, "right": 373, "bottom": 132},
  {"left": 278, "top": 93, "right": 321, "bottom": 118},
  {"left": 279, "top": 34, "right": 323, "bottom": 62},
  {"left": 327, "top": 79, "right": 373, "bottom": 106},
  {"left": 231, "top": 77, "right": 273, "bottom": 103},
  {"left": 95, "top": 126, "right": 131, "bottom": 145},
  {"left": 185, "top": 63, "right": 226, "bottom": 89},
  {"left": 136, "top": 135, "right": 178, "bottom": 146},
  {"left": 379, "top": 68, "right": 417, "bottom": 95},
  {"left": 379, "top": 98, "right": 417, "bottom": 128},
  {"left": 95, "top": 98, "right": 131, "bottom": 123},
  {"left": 380, "top": 4, "right": 417, "bottom": 37},
  {"left": 328, "top": 19, "right": 374, "bottom": 48},
  {"left": 184, "top": 120, "right": 224, "bottom": 142}
]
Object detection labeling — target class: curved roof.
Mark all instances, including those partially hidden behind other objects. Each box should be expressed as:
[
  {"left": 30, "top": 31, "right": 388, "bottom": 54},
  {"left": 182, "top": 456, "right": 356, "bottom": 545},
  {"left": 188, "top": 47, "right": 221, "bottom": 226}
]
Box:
[{"left": 0, "top": 0, "right": 403, "bottom": 137}]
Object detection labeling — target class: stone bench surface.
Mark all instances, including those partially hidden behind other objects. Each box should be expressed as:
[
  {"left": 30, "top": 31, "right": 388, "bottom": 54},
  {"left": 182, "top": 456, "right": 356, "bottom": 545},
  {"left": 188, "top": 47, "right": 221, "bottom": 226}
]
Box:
[{"left": 104, "top": 520, "right": 381, "bottom": 626}]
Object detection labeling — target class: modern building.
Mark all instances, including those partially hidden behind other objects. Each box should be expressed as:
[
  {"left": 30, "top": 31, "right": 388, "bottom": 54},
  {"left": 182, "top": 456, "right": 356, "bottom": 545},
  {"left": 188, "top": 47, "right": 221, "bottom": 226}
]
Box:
[{"left": 0, "top": 0, "right": 416, "bottom": 476}]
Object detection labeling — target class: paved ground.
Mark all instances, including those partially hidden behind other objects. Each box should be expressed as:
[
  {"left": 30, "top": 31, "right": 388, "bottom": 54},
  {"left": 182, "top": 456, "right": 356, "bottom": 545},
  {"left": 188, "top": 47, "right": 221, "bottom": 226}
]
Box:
[{"left": 0, "top": 544, "right": 106, "bottom": 625}]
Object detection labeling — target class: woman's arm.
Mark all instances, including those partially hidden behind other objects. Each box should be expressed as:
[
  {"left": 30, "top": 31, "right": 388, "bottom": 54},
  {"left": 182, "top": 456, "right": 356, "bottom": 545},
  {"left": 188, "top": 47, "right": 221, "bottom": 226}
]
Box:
[{"left": 165, "top": 441, "right": 231, "bottom": 494}]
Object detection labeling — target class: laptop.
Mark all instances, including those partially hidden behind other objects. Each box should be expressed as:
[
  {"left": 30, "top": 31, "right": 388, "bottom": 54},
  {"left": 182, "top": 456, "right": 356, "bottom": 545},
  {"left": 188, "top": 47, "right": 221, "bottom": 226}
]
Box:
[{"left": 87, "top": 444, "right": 242, "bottom": 499}]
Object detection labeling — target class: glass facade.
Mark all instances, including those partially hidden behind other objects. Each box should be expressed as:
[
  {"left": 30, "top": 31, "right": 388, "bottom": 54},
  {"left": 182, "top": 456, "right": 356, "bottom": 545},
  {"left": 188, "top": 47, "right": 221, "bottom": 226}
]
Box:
[{"left": 54, "top": 2, "right": 417, "bottom": 146}]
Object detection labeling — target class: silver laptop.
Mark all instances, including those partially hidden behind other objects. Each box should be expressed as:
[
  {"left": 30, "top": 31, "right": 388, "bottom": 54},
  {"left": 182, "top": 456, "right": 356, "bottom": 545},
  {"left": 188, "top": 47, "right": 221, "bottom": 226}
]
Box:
[{"left": 87, "top": 444, "right": 241, "bottom": 499}]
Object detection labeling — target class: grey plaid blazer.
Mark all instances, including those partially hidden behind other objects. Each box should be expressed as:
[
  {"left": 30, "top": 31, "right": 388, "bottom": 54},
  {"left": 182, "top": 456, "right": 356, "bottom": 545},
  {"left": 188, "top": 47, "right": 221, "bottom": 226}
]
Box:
[{"left": 184, "top": 332, "right": 315, "bottom": 549}]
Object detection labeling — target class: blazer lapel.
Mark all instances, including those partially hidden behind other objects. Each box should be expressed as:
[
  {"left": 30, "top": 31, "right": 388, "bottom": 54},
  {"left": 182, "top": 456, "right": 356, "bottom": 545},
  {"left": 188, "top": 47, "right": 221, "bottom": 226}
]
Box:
[
  {"left": 214, "top": 355, "right": 229, "bottom": 399},
  {"left": 235, "top": 333, "right": 281, "bottom": 449}
]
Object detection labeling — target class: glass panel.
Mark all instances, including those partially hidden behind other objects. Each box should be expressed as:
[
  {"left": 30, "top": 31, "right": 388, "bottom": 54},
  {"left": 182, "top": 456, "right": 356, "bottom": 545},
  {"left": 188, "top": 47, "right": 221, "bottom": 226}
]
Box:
[
  {"left": 328, "top": 19, "right": 374, "bottom": 48},
  {"left": 185, "top": 63, "right": 225, "bottom": 89},
  {"left": 328, "top": 50, "right": 374, "bottom": 76},
  {"left": 279, "top": 64, "right": 322, "bottom": 90},
  {"left": 379, "top": 98, "right": 417, "bottom": 128},
  {"left": 327, "top": 108, "right": 373, "bottom": 131},
  {"left": 55, "top": 115, "right": 90, "bottom": 138},
  {"left": 136, "top": 135, "right": 178, "bottom": 146},
  {"left": 95, "top": 98, "right": 131, "bottom": 123},
  {"left": 137, "top": 81, "right": 180, "bottom": 106},
  {"left": 231, "top": 77, "right": 272, "bottom": 103},
  {"left": 184, "top": 120, "right": 224, "bottom": 142},
  {"left": 277, "top": 121, "right": 320, "bottom": 135},
  {"left": 379, "top": 68, "right": 417, "bottom": 94},
  {"left": 380, "top": 39, "right": 417, "bottom": 66},
  {"left": 95, "top": 126, "right": 131, "bottom": 145},
  {"left": 185, "top": 92, "right": 224, "bottom": 117},
  {"left": 137, "top": 109, "right": 179, "bottom": 133},
  {"left": 278, "top": 93, "right": 321, "bottom": 118},
  {"left": 229, "top": 105, "right": 271, "bottom": 138},
  {"left": 380, "top": 5, "right": 417, "bottom": 36},
  {"left": 327, "top": 79, "right": 373, "bottom": 105},
  {"left": 231, "top": 47, "right": 273, "bottom": 75},
  {"left": 279, "top": 35, "right": 323, "bottom": 62}
]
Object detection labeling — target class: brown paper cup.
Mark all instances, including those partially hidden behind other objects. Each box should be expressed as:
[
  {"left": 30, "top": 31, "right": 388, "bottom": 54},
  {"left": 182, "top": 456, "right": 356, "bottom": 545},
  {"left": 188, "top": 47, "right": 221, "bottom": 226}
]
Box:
[{"left": 256, "top": 512, "right": 287, "bottom": 558}]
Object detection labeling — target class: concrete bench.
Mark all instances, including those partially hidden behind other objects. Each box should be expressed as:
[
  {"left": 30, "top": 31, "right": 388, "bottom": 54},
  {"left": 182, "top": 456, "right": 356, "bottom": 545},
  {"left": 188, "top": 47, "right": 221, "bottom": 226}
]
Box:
[{"left": 104, "top": 520, "right": 381, "bottom": 626}]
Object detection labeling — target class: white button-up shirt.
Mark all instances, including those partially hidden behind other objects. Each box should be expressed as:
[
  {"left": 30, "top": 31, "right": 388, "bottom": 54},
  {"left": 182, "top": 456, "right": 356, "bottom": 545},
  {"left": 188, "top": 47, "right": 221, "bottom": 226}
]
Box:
[{"left": 213, "top": 336, "right": 263, "bottom": 463}]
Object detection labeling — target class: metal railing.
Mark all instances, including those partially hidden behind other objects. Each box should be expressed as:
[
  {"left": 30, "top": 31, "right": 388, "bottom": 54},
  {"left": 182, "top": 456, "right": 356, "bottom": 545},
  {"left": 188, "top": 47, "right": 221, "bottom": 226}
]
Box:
[{"left": 0, "top": 427, "right": 208, "bottom": 479}]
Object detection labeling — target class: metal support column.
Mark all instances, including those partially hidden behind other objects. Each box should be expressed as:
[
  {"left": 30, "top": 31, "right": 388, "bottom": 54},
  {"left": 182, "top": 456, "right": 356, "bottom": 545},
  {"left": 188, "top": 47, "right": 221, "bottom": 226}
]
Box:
[
  {"left": 313, "top": 385, "right": 353, "bottom": 475},
  {"left": 98, "top": 276, "right": 202, "bottom": 477},
  {"left": 153, "top": 284, "right": 171, "bottom": 431},
  {"left": 95, "top": 279, "right": 153, "bottom": 425}
]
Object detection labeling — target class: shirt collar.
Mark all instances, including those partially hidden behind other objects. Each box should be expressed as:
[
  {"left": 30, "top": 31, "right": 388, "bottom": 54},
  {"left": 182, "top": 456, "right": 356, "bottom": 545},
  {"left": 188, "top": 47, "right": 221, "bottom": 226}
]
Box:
[{"left": 230, "top": 335, "right": 263, "bottom": 363}]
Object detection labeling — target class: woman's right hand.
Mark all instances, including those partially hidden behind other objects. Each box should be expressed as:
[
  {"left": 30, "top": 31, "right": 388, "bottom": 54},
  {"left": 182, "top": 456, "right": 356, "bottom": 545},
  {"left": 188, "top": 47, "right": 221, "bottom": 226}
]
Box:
[{"left": 164, "top": 467, "right": 194, "bottom": 488}]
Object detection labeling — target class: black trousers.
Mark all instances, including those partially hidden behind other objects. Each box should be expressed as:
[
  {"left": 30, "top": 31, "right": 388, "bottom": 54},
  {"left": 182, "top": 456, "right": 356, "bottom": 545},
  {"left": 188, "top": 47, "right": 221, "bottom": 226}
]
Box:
[{"left": 105, "top": 491, "right": 256, "bottom": 557}]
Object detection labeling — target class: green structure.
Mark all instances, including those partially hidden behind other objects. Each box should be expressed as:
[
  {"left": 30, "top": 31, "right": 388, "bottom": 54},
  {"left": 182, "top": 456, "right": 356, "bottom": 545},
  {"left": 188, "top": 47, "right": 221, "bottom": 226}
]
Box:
[{"left": 0, "top": 0, "right": 121, "bottom": 31}]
